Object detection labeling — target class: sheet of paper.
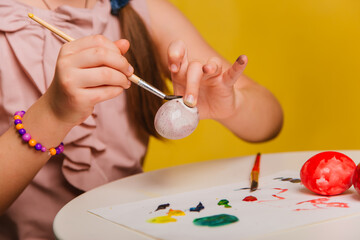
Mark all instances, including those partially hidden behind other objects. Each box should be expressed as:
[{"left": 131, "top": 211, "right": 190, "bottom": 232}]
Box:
[{"left": 89, "top": 171, "right": 360, "bottom": 240}]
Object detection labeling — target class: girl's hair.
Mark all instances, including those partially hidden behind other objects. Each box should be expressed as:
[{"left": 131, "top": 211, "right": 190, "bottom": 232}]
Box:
[{"left": 118, "top": 4, "right": 167, "bottom": 142}]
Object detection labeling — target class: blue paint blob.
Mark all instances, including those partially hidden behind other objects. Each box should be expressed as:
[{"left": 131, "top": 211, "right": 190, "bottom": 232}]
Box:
[
  {"left": 190, "top": 202, "right": 204, "bottom": 212},
  {"left": 155, "top": 203, "right": 170, "bottom": 211}
]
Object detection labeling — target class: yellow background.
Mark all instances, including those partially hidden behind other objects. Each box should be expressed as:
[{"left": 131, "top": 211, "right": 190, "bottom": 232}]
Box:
[{"left": 143, "top": 0, "right": 360, "bottom": 171}]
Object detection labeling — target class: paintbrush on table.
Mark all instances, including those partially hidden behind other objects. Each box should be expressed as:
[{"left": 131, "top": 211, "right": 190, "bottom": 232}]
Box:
[
  {"left": 28, "top": 13, "right": 181, "bottom": 101},
  {"left": 250, "top": 152, "right": 261, "bottom": 192}
]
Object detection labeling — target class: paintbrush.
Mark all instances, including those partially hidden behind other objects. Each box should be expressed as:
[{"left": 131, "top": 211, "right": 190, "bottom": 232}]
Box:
[
  {"left": 250, "top": 152, "right": 261, "bottom": 192},
  {"left": 28, "top": 13, "right": 181, "bottom": 101}
]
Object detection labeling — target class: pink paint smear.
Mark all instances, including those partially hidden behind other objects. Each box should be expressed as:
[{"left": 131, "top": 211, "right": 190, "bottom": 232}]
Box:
[
  {"left": 294, "top": 197, "right": 349, "bottom": 211},
  {"left": 258, "top": 188, "right": 288, "bottom": 203}
]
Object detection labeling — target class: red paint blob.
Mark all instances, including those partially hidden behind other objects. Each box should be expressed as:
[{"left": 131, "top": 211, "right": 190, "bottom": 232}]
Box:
[
  {"left": 300, "top": 151, "right": 356, "bottom": 196},
  {"left": 352, "top": 163, "right": 360, "bottom": 195},
  {"left": 242, "top": 196, "right": 257, "bottom": 202}
]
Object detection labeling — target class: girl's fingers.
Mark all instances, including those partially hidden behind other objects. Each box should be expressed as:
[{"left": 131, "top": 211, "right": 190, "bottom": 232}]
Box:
[
  {"left": 114, "top": 39, "right": 130, "bottom": 55},
  {"left": 202, "top": 57, "right": 222, "bottom": 81},
  {"left": 61, "top": 35, "right": 121, "bottom": 56},
  {"left": 80, "top": 85, "right": 126, "bottom": 105},
  {"left": 222, "top": 55, "right": 248, "bottom": 87},
  {"left": 167, "top": 40, "right": 188, "bottom": 74},
  {"left": 61, "top": 46, "right": 134, "bottom": 76},
  {"left": 71, "top": 67, "right": 131, "bottom": 89},
  {"left": 184, "top": 61, "right": 203, "bottom": 107}
]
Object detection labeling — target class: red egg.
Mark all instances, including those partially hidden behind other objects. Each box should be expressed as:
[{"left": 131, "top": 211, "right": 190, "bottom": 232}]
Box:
[
  {"left": 352, "top": 163, "right": 360, "bottom": 195},
  {"left": 300, "top": 151, "right": 356, "bottom": 196}
]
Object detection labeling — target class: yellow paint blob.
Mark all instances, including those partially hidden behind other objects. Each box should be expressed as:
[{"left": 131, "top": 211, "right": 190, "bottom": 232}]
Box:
[
  {"left": 167, "top": 209, "right": 185, "bottom": 216},
  {"left": 147, "top": 209, "right": 185, "bottom": 224},
  {"left": 147, "top": 216, "right": 177, "bottom": 224}
]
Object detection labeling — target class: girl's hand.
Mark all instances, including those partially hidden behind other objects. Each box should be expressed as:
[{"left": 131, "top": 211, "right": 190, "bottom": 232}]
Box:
[
  {"left": 167, "top": 40, "right": 247, "bottom": 120},
  {"left": 44, "top": 35, "right": 133, "bottom": 126}
]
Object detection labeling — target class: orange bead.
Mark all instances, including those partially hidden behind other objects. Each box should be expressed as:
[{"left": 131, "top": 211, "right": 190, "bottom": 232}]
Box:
[
  {"left": 49, "top": 148, "right": 57, "bottom": 156},
  {"left": 28, "top": 139, "right": 37, "bottom": 147},
  {"left": 14, "top": 115, "right": 22, "bottom": 120},
  {"left": 15, "top": 124, "right": 24, "bottom": 130}
]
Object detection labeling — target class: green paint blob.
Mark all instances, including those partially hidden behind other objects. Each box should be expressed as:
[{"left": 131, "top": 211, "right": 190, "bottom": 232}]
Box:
[
  {"left": 218, "top": 199, "right": 232, "bottom": 208},
  {"left": 193, "top": 214, "right": 239, "bottom": 227}
]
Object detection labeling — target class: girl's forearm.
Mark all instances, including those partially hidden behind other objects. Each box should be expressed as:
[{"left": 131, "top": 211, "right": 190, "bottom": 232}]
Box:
[
  {"left": 219, "top": 83, "right": 283, "bottom": 142},
  {"left": 0, "top": 95, "right": 73, "bottom": 214}
]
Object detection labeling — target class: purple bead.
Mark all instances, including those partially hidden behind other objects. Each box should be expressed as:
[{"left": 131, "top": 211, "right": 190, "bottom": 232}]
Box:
[
  {"left": 41, "top": 146, "right": 47, "bottom": 152},
  {"left": 57, "top": 144, "right": 65, "bottom": 153},
  {"left": 22, "top": 133, "right": 31, "bottom": 142},
  {"left": 34, "top": 143, "right": 42, "bottom": 151},
  {"left": 14, "top": 119, "right": 22, "bottom": 125},
  {"left": 18, "top": 128, "right": 26, "bottom": 135},
  {"left": 14, "top": 111, "right": 25, "bottom": 117}
]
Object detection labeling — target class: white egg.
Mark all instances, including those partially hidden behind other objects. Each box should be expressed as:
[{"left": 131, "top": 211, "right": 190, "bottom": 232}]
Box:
[{"left": 154, "top": 98, "right": 199, "bottom": 140}]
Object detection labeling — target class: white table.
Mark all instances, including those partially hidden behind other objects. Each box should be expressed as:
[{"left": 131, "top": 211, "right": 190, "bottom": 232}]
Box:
[{"left": 53, "top": 150, "right": 360, "bottom": 240}]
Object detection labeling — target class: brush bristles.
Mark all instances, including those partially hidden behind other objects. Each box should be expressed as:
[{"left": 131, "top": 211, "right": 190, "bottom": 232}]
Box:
[{"left": 164, "top": 95, "right": 182, "bottom": 100}]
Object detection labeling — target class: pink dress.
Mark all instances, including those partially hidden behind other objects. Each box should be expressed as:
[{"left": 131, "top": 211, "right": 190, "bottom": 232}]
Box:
[{"left": 0, "top": 0, "right": 150, "bottom": 239}]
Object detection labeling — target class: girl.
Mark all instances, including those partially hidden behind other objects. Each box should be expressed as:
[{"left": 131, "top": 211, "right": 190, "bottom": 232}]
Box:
[{"left": 0, "top": 0, "right": 283, "bottom": 238}]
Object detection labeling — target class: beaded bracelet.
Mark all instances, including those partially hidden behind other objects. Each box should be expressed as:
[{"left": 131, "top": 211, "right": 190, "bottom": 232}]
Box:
[{"left": 14, "top": 111, "right": 64, "bottom": 156}]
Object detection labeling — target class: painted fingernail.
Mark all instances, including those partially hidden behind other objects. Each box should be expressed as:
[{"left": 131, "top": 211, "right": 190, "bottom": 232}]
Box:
[
  {"left": 184, "top": 94, "right": 195, "bottom": 107},
  {"left": 236, "top": 56, "right": 245, "bottom": 65},
  {"left": 170, "top": 64, "right": 178, "bottom": 72},
  {"left": 128, "top": 65, "right": 134, "bottom": 75}
]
